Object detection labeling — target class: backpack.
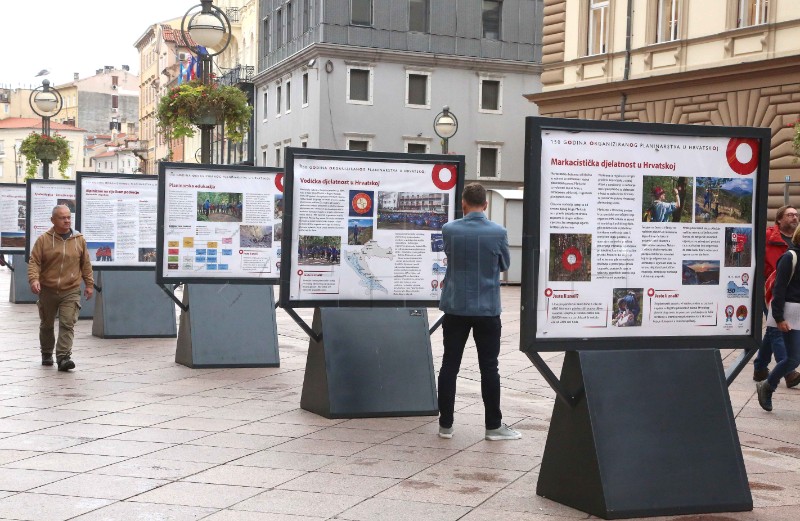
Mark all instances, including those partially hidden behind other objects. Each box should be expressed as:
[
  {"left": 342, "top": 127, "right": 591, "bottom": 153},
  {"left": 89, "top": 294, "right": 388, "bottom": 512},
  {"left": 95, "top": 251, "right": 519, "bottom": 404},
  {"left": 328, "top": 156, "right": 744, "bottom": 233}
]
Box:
[{"left": 765, "top": 250, "right": 798, "bottom": 306}]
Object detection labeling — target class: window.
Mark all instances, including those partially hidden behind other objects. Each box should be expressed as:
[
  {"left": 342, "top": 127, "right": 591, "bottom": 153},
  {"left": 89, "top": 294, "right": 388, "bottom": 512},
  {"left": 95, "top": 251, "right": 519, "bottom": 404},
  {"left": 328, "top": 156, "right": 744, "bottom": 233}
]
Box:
[
  {"left": 657, "top": 0, "right": 679, "bottom": 42},
  {"left": 406, "top": 72, "right": 430, "bottom": 108},
  {"left": 276, "top": 84, "right": 282, "bottom": 114},
  {"left": 302, "top": 72, "right": 309, "bottom": 106},
  {"left": 287, "top": 1, "right": 293, "bottom": 41},
  {"left": 301, "top": 139, "right": 308, "bottom": 148},
  {"left": 479, "top": 78, "right": 502, "bottom": 112},
  {"left": 482, "top": 0, "right": 501, "bottom": 39},
  {"left": 275, "top": 144, "right": 282, "bottom": 167},
  {"left": 588, "top": 0, "right": 609, "bottom": 55},
  {"left": 262, "top": 149, "right": 268, "bottom": 166},
  {"left": 409, "top": 0, "right": 429, "bottom": 32},
  {"left": 112, "top": 95, "right": 119, "bottom": 109},
  {"left": 406, "top": 142, "right": 428, "bottom": 154},
  {"left": 347, "top": 66, "right": 373, "bottom": 105},
  {"left": 112, "top": 76, "right": 118, "bottom": 86},
  {"left": 262, "top": 90, "right": 268, "bottom": 119},
  {"left": 738, "top": 0, "right": 768, "bottom": 27},
  {"left": 286, "top": 80, "right": 291, "bottom": 113},
  {"left": 352, "top": 0, "right": 372, "bottom": 26},
  {"left": 263, "top": 16, "right": 271, "bottom": 54},
  {"left": 478, "top": 146, "right": 501, "bottom": 178},
  {"left": 303, "top": 0, "right": 311, "bottom": 31},
  {"left": 277, "top": 8, "right": 283, "bottom": 47},
  {"left": 348, "top": 139, "right": 370, "bottom": 151}
]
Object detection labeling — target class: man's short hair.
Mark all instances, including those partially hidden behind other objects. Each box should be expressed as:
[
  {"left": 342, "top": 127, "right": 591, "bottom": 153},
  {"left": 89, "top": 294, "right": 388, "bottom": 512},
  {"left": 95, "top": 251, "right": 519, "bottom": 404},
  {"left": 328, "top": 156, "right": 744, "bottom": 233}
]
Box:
[
  {"left": 462, "top": 183, "right": 487, "bottom": 207},
  {"left": 776, "top": 205, "right": 796, "bottom": 225},
  {"left": 51, "top": 205, "right": 70, "bottom": 217}
]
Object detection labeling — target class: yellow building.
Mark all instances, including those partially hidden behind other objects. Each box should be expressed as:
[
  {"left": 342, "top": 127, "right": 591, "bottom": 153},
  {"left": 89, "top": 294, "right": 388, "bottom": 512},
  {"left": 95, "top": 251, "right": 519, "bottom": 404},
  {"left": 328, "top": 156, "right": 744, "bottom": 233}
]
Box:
[
  {"left": 528, "top": 0, "right": 800, "bottom": 208},
  {"left": 0, "top": 119, "right": 86, "bottom": 182}
]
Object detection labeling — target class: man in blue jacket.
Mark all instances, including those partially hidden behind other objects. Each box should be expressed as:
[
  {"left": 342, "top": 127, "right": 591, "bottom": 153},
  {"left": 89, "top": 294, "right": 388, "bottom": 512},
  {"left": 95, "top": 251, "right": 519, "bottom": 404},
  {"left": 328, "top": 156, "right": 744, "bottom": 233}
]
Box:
[{"left": 437, "top": 183, "right": 520, "bottom": 441}]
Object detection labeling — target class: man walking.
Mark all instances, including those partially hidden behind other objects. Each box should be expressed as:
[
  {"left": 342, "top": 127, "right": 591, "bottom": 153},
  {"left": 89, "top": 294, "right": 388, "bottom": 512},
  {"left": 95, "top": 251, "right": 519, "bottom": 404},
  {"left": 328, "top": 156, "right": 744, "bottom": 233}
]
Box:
[
  {"left": 437, "top": 183, "right": 520, "bottom": 441},
  {"left": 755, "top": 205, "right": 800, "bottom": 386},
  {"left": 28, "top": 205, "right": 93, "bottom": 371}
]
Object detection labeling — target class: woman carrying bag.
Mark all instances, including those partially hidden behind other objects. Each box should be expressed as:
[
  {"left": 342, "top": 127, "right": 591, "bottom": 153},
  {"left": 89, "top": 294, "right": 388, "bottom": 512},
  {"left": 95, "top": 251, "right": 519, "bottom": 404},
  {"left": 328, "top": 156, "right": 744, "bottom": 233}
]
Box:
[{"left": 757, "top": 226, "right": 800, "bottom": 411}]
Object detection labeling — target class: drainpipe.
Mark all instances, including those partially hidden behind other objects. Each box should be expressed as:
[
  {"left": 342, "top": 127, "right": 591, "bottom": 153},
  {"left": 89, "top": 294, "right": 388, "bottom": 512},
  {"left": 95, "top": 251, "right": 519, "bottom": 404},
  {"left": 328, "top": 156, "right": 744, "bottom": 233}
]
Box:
[{"left": 621, "top": 0, "right": 633, "bottom": 121}]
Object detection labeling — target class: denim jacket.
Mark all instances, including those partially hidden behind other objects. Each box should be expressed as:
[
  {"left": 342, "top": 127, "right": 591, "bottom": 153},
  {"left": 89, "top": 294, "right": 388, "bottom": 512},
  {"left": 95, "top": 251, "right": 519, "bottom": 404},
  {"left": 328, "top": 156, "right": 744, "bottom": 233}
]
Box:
[{"left": 438, "top": 212, "right": 510, "bottom": 316}]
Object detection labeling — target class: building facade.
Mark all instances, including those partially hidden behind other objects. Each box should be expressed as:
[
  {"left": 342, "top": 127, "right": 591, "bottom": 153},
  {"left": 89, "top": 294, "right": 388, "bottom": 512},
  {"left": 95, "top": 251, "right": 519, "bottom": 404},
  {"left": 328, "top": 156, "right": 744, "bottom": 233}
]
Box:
[
  {"left": 255, "top": 0, "right": 544, "bottom": 188},
  {"left": 0, "top": 119, "right": 87, "bottom": 182},
  {"left": 528, "top": 0, "right": 800, "bottom": 208}
]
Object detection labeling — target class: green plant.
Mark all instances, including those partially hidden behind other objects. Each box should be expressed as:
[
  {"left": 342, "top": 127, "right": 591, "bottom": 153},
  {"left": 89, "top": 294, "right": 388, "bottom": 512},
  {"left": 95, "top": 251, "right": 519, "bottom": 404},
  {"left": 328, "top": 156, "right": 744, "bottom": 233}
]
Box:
[
  {"left": 19, "top": 132, "right": 71, "bottom": 179},
  {"left": 793, "top": 120, "right": 800, "bottom": 159},
  {"left": 157, "top": 80, "right": 252, "bottom": 143}
]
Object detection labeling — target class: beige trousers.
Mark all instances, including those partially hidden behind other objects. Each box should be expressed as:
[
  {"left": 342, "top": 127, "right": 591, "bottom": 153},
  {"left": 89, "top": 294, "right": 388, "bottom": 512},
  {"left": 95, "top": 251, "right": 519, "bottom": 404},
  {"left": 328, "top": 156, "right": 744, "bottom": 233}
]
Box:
[{"left": 37, "top": 287, "right": 81, "bottom": 359}]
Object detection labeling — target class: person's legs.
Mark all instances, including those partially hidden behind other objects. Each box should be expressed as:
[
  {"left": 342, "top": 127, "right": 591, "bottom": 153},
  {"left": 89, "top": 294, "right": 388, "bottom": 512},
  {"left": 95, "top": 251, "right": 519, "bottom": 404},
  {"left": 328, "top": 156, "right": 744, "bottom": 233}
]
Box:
[
  {"left": 438, "top": 314, "right": 471, "bottom": 429},
  {"left": 55, "top": 289, "right": 81, "bottom": 363},
  {"left": 767, "top": 329, "right": 799, "bottom": 390},
  {"left": 472, "top": 315, "right": 502, "bottom": 430},
  {"left": 754, "top": 326, "right": 776, "bottom": 377},
  {"left": 37, "top": 288, "right": 58, "bottom": 360}
]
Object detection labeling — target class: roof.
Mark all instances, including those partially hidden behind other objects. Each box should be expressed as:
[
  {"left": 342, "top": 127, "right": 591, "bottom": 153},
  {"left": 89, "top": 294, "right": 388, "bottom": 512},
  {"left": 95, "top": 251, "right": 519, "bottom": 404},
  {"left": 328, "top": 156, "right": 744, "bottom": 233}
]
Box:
[
  {"left": 161, "top": 25, "right": 197, "bottom": 48},
  {"left": 0, "top": 118, "right": 86, "bottom": 132}
]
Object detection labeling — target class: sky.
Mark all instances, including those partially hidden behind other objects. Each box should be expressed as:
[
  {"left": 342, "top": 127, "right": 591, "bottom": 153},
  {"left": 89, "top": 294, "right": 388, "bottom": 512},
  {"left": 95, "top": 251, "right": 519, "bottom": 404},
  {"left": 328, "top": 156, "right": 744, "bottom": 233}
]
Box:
[{"left": 2, "top": 1, "right": 193, "bottom": 89}]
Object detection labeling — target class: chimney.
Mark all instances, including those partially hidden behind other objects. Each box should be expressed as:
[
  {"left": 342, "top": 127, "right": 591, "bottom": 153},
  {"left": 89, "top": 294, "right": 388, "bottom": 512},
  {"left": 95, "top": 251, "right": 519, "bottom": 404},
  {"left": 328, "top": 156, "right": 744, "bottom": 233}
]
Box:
[
  {"left": 122, "top": 65, "right": 130, "bottom": 71},
  {"left": 96, "top": 69, "right": 103, "bottom": 75},
  {"left": 74, "top": 73, "right": 79, "bottom": 81}
]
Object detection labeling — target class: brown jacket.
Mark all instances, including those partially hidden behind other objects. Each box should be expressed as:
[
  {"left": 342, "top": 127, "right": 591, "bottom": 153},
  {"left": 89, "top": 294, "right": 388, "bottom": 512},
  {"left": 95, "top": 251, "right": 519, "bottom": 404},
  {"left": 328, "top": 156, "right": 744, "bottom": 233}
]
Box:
[{"left": 28, "top": 228, "right": 93, "bottom": 292}]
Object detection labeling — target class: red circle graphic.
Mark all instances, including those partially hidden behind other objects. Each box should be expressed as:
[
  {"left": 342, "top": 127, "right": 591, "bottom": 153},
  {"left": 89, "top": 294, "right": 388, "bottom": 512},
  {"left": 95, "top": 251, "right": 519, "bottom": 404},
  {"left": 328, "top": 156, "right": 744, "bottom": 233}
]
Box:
[
  {"left": 351, "top": 192, "right": 372, "bottom": 215},
  {"left": 647, "top": 288, "right": 655, "bottom": 297},
  {"left": 297, "top": 269, "right": 304, "bottom": 276},
  {"left": 726, "top": 138, "right": 759, "bottom": 175},
  {"left": 432, "top": 164, "right": 457, "bottom": 191},
  {"left": 275, "top": 173, "right": 285, "bottom": 192},
  {"left": 561, "top": 248, "right": 583, "bottom": 272},
  {"left": 544, "top": 288, "right": 553, "bottom": 297}
]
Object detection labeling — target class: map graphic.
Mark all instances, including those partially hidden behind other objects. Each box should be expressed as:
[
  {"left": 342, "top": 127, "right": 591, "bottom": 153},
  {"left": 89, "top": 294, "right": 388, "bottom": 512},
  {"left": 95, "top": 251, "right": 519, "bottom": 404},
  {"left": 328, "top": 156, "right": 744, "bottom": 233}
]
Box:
[{"left": 345, "top": 240, "right": 393, "bottom": 294}]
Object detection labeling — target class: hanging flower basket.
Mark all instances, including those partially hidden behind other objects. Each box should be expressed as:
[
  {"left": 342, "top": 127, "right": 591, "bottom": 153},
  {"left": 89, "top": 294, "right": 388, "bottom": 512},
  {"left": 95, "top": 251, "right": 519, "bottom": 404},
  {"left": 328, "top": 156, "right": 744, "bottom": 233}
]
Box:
[
  {"left": 19, "top": 132, "right": 71, "bottom": 179},
  {"left": 157, "top": 80, "right": 252, "bottom": 143}
]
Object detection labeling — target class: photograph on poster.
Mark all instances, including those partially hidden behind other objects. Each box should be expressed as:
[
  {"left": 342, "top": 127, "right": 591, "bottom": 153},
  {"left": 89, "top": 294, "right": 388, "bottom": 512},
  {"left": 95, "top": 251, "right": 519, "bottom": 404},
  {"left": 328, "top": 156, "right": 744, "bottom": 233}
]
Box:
[
  {"left": 377, "top": 192, "right": 449, "bottom": 231},
  {"left": 298, "top": 235, "right": 341, "bottom": 265},
  {"left": 275, "top": 194, "right": 284, "bottom": 220},
  {"left": 611, "top": 288, "right": 643, "bottom": 327},
  {"left": 549, "top": 233, "right": 592, "bottom": 281},
  {"left": 725, "top": 227, "right": 752, "bottom": 267},
  {"left": 1, "top": 232, "right": 25, "bottom": 248},
  {"left": 641, "top": 176, "right": 693, "bottom": 223},
  {"left": 348, "top": 218, "right": 374, "bottom": 245},
  {"left": 197, "top": 192, "right": 243, "bottom": 222},
  {"left": 694, "top": 177, "right": 753, "bottom": 224},
  {"left": 241, "top": 225, "right": 273, "bottom": 248},
  {"left": 18, "top": 201, "right": 25, "bottom": 219},
  {"left": 431, "top": 233, "right": 444, "bottom": 252},
  {"left": 350, "top": 190, "right": 375, "bottom": 217},
  {"left": 139, "top": 248, "right": 156, "bottom": 262},
  {"left": 17, "top": 219, "right": 25, "bottom": 231},
  {"left": 89, "top": 242, "right": 115, "bottom": 262},
  {"left": 682, "top": 260, "right": 720, "bottom": 285},
  {"left": 433, "top": 260, "right": 447, "bottom": 275},
  {"left": 57, "top": 198, "right": 76, "bottom": 213},
  {"left": 274, "top": 221, "right": 283, "bottom": 242}
]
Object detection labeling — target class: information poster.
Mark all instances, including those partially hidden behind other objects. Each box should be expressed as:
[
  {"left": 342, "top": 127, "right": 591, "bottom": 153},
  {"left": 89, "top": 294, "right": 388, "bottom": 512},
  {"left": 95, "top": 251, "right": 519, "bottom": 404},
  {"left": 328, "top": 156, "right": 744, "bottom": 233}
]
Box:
[
  {"left": 26, "top": 180, "right": 76, "bottom": 260},
  {"left": 77, "top": 174, "right": 158, "bottom": 268},
  {"left": 0, "top": 184, "right": 27, "bottom": 254},
  {"left": 285, "top": 154, "right": 461, "bottom": 305},
  {"left": 158, "top": 164, "right": 283, "bottom": 283},
  {"left": 535, "top": 128, "right": 761, "bottom": 340}
]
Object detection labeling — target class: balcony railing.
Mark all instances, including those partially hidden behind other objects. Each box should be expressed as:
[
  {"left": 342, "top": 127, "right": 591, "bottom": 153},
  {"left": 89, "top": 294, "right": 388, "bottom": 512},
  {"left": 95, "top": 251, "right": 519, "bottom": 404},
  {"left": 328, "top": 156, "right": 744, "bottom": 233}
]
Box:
[
  {"left": 219, "top": 65, "right": 255, "bottom": 86},
  {"left": 226, "top": 7, "right": 240, "bottom": 23}
]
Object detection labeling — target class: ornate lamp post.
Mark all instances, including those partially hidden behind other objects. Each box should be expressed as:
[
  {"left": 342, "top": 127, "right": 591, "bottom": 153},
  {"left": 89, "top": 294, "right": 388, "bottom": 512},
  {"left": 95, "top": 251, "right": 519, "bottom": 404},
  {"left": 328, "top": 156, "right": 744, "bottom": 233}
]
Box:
[
  {"left": 433, "top": 106, "right": 459, "bottom": 154},
  {"left": 181, "top": 0, "right": 232, "bottom": 164},
  {"left": 28, "top": 79, "right": 63, "bottom": 179}
]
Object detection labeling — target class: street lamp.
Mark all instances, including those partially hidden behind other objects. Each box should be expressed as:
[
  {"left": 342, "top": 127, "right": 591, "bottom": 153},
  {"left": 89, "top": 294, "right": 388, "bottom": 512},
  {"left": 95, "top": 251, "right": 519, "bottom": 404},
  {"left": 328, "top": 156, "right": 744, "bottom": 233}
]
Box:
[
  {"left": 433, "top": 105, "right": 458, "bottom": 154},
  {"left": 29, "top": 79, "right": 63, "bottom": 179},
  {"left": 181, "top": 0, "right": 232, "bottom": 164}
]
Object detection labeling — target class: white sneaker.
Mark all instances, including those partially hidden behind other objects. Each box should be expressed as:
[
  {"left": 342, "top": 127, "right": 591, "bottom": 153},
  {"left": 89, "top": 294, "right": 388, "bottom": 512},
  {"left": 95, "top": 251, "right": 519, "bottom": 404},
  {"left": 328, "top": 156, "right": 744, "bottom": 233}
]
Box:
[
  {"left": 485, "top": 423, "right": 522, "bottom": 441},
  {"left": 438, "top": 426, "right": 453, "bottom": 439}
]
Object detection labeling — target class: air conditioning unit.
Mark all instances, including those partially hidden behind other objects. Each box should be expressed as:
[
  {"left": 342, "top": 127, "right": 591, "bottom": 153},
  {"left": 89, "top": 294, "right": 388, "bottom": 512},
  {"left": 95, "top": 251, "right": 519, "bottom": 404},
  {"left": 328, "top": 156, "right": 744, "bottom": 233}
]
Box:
[
  {"left": 111, "top": 85, "right": 117, "bottom": 90},
  {"left": 179, "top": 52, "right": 188, "bottom": 61}
]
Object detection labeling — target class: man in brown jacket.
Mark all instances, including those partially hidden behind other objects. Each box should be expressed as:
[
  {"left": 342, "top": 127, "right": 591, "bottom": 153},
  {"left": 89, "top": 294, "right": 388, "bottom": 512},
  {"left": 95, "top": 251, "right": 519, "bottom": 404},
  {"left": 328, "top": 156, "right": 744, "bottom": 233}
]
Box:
[{"left": 28, "top": 205, "right": 93, "bottom": 371}]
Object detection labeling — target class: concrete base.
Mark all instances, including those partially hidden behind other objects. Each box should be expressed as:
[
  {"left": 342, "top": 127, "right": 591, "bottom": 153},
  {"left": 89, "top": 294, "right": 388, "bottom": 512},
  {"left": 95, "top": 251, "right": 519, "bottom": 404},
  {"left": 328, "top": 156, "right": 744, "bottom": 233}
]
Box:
[
  {"left": 8, "top": 255, "right": 36, "bottom": 304},
  {"left": 92, "top": 270, "right": 177, "bottom": 338}
]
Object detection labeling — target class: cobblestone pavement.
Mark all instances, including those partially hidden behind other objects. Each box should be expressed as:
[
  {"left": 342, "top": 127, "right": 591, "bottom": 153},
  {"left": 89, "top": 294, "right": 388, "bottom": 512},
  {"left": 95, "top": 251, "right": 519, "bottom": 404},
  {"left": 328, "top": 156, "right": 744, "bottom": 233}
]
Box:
[{"left": 0, "top": 268, "right": 797, "bottom": 520}]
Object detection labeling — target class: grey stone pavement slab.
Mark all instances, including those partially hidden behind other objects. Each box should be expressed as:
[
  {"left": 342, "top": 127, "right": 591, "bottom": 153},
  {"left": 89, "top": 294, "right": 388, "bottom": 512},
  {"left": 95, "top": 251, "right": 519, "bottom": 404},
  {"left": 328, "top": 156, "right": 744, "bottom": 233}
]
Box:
[{"left": 0, "top": 269, "right": 797, "bottom": 520}]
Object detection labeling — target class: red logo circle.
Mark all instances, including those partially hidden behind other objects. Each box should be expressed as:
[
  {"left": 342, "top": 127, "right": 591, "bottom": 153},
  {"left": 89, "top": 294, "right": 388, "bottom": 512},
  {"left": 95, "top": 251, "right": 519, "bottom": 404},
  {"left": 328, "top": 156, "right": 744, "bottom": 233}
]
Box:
[
  {"left": 275, "top": 173, "right": 285, "bottom": 192},
  {"left": 432, "top": 164, "right": 457, "bottom": 190},
  {"left": 647, "top": 288, "right": 655, "bottom": 297},
  {"left": 544, "top": 288, "right": 553, "bottom": 297},
  {"left": 561, "top": 248, "right": 582, "bottom": 272},
  {"left": 238, "top": 249, "right": 243, "bottom": 254},
  {"left": 351, "top": 192, "right": 372, "bottom": 214},
  {"left": 297, "top": 269, "right": 303, "bottom": 276},
  {"left": 726, "top": 138, "right": 759, "bottom": 175}
]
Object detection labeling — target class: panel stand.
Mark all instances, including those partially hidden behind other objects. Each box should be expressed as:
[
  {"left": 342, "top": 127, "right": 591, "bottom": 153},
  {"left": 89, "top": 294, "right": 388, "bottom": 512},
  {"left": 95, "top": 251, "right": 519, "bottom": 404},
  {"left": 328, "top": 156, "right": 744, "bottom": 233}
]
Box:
[
  {"left": 78, "top": 280, "right": 94, "bottom": 320},
  {"left": 175, "top": 283, "right": 279, "bottom": 368},
  {"left": 536, "top": 349, "right": 752, "bottom": 519},
  {"left": 8, "top": 254, "right": 36, "bottom": 304},
  {"left": 92, "top": 270, "right": 177, "bottom": 338},
  {"left": 300, "top": 307, "right": 438, "bottom": 419}
]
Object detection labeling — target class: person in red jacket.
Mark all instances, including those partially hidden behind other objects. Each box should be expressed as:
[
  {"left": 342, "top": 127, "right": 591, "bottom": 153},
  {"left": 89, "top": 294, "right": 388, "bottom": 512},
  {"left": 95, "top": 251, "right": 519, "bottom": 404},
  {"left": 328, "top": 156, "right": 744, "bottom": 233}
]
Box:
[{"left": 755, "top": 205, "right": 800, "bottom": 386}]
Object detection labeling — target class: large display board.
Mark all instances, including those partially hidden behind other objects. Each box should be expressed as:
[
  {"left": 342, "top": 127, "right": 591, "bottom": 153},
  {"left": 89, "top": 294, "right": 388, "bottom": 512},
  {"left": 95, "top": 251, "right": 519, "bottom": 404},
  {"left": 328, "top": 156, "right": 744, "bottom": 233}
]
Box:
[
  {"left": 0, "top": 183, "right": 27, "bottom": 254},
  {"left": 279, "top": 148, "right": 464, "bottom": 308},
  {"left": 521, "top": 118, "right": 770, "bottom": 352},
  {"left": 25, "top": 179, "right": 76, "bottom": 262},
  {"left": 76, "top": 172, "right": 158, "bottom": 270},
  {"left": 156, "top": 162, "right": 283, "bottom": 284}
]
